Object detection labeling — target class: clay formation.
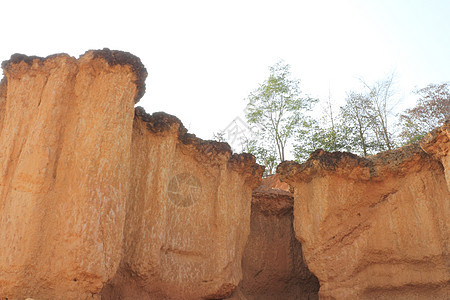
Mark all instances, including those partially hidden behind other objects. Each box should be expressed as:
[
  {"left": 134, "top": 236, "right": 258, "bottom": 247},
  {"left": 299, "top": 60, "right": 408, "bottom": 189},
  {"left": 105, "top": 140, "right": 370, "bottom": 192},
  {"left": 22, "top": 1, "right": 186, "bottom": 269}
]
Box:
[
  {"left": 103, "top": 108, "right": 263, "bottom": 299},
  {"left": 277, "top": 130, "right": 450, "bottom": 299},
  {"left": 0, "top": 50, "right": 263, "bottom": 299},
  {"left": 1, "top": 49, "right": 448, "bottom": 300},
  {"left": 0, "top": 50, "right": 144, "bottom": 299}
]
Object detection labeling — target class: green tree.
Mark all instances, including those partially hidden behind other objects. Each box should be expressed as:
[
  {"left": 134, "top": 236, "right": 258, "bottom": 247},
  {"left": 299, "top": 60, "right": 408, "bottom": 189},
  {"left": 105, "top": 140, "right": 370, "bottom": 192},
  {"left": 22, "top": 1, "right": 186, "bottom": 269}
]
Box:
[
  {"left": 400, "top": 82, "right": 450, "bottom": 144},
  {"left": 323, "top": 95, "right": 340, "bottom": 152},
  {"left": 336, "top": 75, "right": 400, "bottom": 156},
  {"left": 316, "top": 95, "right": 348, "bottom": 152},
  {"left": 293, "top": 119, "right": 324, "bottom": 162},
  {"left": 360, "top": 74, "right": 398, "bottom": 151},
  {"left": 212, "top": 130, "right": 226, "bottom": 142},
  {"left": 293, "top": 113, "right": 348, "bottom": 162},
  {"left": 242, "top": 138, "right": 277, "bottom": 176},
  {"left": 340, "top": 92, "right": 377, "bottom": 156},
  {"left": 245, "top": 60, "right": 317, "bottom": 166}
]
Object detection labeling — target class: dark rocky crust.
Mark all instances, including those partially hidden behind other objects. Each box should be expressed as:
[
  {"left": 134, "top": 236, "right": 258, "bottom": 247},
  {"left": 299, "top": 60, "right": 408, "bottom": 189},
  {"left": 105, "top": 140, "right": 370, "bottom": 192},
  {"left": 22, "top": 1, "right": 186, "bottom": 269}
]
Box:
[
  {"left": 1, "top": 53, "right": 70, "bottom": 72},
  {"left": 135, "top": 106, "right": 232, "bottom": 155},
  {"left": 2, "top": 53, "right": 46, "bottom": 70},
  {"left": 1, "top": 49, "right": 147, "bottom": 103},
  {"left": 277, "top": 143, "right": 433, "bottom": 183},
  {"left": 252, "top": 191, "right": 293, "bottom": 216},
  {"left": 88, "top": 48, "right": 147, "bottom": 103},
  {"left": 135, "top": 106, "right": 265, "bottom": 179},
  {"left": 278, "top": 121, "right": 449, "bottom": 184},
  {"left": 251, "top": 175, "right": 293, "bottom": 215}
]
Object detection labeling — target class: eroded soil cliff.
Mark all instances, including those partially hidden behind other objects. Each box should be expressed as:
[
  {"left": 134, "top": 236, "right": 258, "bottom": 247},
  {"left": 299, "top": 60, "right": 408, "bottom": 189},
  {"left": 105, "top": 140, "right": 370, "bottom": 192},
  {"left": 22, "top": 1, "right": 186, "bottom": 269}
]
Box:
[
  {"left": 277, "top": 129, "right": 450, "bottom": 299},
  {"left": 102, "top": 108, "right": 264, "bottom": 299},
  {"left": 0, "top": 50, "right": 144, "bottom": 299},
  {"left": 421, "top": 120, "right": 450, "bottom": 189},
  {"left": 1, "top": 49, "right": 448, "bottom": 300},
  {"left": 0, "top": 50, "right": 264, "bottom": 299}
]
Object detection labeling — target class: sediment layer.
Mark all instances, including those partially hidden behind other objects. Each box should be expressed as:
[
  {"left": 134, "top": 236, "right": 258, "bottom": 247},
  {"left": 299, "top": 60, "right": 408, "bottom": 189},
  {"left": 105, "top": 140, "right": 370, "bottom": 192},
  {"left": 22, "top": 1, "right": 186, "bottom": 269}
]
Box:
[{"left": 277, "top": 127, "right": 450, "bottom": 299}]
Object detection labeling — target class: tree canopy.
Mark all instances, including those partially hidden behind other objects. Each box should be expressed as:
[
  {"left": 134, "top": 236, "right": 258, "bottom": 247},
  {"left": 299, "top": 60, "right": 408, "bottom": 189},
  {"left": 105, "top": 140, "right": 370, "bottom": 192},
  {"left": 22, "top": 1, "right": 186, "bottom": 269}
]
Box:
[
  {"left": 400, "top": 83, "right": 450, "bottom": 144},
  {"left": 245, "top": 61, "right": 317, "bottom": 174},
  {"left": 214, "top": 61, "right": 448, "bottom": 171}
]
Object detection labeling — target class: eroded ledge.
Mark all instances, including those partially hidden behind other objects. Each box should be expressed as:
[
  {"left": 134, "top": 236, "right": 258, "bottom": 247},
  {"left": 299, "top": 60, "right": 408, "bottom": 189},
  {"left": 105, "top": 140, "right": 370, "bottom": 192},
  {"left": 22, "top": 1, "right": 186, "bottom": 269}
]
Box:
[
  {"left": 135, "top": 106, "right": 264, "bottom": 184},
  {"left": 277, "top": 143, "right": 434, "bottom": 184},
  {"left": 276, "top": 122, "right": 450, "bottom": 299},
  {"left": 420, "top": 120, "right": 449, "bottom": 158},
  {"left": 1, "top": 48, "right": 147, "bottom": 103},
  {"left": 251, "top": 174, "right": 293, "bottom": 216}
]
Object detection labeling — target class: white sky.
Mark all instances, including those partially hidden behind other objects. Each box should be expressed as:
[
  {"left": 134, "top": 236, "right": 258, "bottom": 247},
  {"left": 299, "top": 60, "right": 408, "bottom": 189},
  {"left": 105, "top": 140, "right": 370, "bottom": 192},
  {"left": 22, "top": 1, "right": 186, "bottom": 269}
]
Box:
[{"left": 1, "top": 0, "right": 449, "bottom": 141}]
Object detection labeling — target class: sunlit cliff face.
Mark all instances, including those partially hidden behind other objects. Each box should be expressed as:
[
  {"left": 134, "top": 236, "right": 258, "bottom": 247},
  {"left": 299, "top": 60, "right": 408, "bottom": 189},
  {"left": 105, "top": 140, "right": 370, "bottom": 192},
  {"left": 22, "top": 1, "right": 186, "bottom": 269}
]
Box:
[
  {"left": 277, "top": 131, "right": 450, "bottom": 299},
  {"left": 0, "top": 50, "right": 264, "bottom": 300},
  {"left": 0, "top": 49, "right": 448, "bottom": 300},
  {"left": 117, "top": 109, "right": 263, "bottom": 299}
]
